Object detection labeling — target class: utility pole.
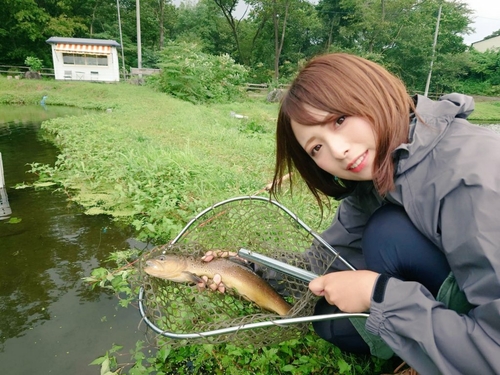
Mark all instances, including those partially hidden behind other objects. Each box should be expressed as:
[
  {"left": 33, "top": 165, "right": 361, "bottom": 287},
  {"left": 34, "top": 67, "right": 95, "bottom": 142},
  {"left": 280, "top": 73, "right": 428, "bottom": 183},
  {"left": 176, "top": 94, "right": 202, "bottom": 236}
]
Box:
[
  {"left": 136, "top": 0, "right": 142, "bottom": 78},
  {"left": 116, "top": 0, "right": 126, "bottom": 79},
  {"left": 424, "top": 3, "right": 442, "bottom": 97}
]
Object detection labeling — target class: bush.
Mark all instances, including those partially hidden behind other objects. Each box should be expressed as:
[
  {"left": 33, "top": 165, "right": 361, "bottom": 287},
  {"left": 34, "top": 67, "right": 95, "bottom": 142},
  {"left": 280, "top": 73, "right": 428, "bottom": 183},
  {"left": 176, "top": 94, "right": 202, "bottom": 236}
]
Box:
[
  {"left": 150, "top": 41, "right": 249, "bottom": 104},
  {"left": 24, "top": 56, "right": 43, "bottom": 72}
]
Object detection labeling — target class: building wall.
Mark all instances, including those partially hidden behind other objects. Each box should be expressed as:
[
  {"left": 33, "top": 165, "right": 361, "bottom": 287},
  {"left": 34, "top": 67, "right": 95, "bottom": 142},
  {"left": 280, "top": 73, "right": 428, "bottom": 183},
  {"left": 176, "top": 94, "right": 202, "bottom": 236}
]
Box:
[
  {"left": 472, "top": 36, "right": 500, "bottom": 53},
  {"left": 51, "top": 46, "right": 120, "bottom": 82}
]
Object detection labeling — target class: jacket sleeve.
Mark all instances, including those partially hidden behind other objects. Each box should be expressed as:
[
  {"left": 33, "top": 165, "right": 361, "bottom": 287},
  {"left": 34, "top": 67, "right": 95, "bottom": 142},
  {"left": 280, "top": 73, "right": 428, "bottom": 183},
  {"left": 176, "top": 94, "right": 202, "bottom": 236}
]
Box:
[{"left": 366, "top": 183, "right": 500, "bottom": 375}]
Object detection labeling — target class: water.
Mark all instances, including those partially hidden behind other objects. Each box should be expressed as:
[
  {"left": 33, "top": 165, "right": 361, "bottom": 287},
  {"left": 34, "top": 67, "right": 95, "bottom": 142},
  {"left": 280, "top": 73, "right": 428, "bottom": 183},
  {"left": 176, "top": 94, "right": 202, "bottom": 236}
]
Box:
[{"left": 0, "top": 105, "right": 147, "bottom": 375}]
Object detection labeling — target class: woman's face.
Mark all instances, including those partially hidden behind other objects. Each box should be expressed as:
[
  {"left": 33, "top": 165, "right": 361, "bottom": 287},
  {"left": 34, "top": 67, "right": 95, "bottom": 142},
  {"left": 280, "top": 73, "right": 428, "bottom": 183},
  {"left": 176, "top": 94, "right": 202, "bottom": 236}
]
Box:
[{"left": 291, "top": 105, "right": 377, "bottom": 181}]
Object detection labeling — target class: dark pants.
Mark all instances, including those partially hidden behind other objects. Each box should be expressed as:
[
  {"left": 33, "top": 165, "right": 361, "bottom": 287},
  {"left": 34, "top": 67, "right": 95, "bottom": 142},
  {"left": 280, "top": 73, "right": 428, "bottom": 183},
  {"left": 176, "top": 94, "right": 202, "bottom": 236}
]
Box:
[{"left": 313, "top": 204, "right": 451, "bottom": 354}]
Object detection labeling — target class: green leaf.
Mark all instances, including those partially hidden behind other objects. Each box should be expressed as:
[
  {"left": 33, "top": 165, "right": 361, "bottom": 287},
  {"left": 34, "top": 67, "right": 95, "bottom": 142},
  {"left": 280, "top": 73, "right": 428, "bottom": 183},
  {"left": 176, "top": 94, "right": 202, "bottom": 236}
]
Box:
[
  {"left": 6, "top": 217, "right": 22, "bottom": 224},
  {"left": 89, "top": 356, "right": 107, "bottom": 366},
  {"left": 32, "top": 181, "right": 56, "bottom": 188},
  {"left": 282, "top": 364, "right": 296, "bottom": 372},
  {"left": 337, "top": 358, "right": 352, "bottom": 374}
]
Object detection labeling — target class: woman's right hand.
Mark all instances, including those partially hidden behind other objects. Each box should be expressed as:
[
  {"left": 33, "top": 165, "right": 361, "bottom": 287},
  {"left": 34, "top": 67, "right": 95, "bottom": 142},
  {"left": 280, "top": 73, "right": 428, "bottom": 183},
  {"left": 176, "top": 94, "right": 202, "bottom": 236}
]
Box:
[
  {"left": 197, "top": 250, "right": 245, "bottom": 292},
  {"left": 309, "top": 270, "right": 379, "bottom": 313}
]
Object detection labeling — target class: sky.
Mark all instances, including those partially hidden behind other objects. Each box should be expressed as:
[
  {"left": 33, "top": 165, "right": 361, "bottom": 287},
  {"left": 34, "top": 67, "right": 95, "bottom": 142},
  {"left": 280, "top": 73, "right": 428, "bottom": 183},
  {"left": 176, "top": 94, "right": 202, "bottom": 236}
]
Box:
[{"left": 462, "top": 0, "right": 500, "bottom": 44}]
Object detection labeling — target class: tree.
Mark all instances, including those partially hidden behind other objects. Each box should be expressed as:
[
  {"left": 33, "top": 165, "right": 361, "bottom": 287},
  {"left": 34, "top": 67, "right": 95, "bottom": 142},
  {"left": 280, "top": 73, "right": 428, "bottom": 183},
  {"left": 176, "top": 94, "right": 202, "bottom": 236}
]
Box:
[
  {"left": 316, "top": 0, "right": 353, "bottom": 50},
  {"left": 325, "top": 0, "right": 473, "bottom": 92},
  {"left": 210, "top": 0, "right": 252, "bottom": 63},
  {"left": 272, "top": 0, "right": 290, "bottom": 81},
  {"left": 174, "top": 0, "right": 235, "bottom": 57},
  {"left": 0, "top": 0, "right": 88, "bottom": 64},
  {"left": 483, "top": 29, "right": 500, "bottom": 41},
  {"left": 248, "top": 0, "right": 318, "bottom": 81}
]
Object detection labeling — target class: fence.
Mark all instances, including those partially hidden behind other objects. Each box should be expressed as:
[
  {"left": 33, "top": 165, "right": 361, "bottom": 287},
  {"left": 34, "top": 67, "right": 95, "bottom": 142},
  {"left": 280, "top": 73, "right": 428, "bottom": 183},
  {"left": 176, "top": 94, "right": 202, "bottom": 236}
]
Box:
[
  {"left": 0, "top": 66, "right": 294, "bottom": 92},
  {"left": 245, "top": 83, "right": 290, "bottom": 91},
  {"left": 0, "top": 65, "right": 54, "bottom": 78}
]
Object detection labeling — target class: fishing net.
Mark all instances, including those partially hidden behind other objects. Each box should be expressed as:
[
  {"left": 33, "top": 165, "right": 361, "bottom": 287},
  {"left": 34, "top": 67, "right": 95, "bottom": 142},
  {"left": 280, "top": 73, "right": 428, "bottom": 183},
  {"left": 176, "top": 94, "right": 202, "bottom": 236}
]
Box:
[{"left": 138, "top": 196, "right": 353, "bottom": 348}]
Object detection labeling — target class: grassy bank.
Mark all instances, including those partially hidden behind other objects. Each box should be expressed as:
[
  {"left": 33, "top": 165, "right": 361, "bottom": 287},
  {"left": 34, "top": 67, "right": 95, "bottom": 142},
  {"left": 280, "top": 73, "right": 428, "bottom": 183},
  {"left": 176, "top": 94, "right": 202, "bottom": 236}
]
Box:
[{"left": 0, "top": 77, "right": 330, "bottom": 242}]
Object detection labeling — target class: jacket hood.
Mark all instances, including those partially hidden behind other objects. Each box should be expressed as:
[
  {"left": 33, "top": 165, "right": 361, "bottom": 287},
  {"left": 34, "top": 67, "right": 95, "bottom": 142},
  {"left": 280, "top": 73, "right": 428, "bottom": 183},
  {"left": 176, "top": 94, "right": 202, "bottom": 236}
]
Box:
[{"left": 394, "top": 93, "right": 475, "bottom": 175}]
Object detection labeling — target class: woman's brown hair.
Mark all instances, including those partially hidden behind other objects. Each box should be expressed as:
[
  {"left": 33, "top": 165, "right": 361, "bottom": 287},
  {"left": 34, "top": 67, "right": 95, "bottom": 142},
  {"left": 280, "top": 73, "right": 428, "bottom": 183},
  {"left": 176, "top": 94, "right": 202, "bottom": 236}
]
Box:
[{"left": 270, "top": 53, "right": 415, "bottom": 205}]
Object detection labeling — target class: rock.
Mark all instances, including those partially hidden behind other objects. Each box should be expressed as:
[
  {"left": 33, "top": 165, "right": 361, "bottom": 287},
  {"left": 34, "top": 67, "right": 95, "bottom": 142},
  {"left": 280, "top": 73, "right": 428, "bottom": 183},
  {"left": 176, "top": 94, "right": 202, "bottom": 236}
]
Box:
[{"left": 266, "top": 89, "right": 284, "bottom": 103}]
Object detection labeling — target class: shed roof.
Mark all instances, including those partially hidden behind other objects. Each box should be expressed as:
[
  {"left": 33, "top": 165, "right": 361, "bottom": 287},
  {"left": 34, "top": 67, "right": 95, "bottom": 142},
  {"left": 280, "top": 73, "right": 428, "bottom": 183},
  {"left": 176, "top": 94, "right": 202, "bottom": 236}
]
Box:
[{"left": 46, "top": 37, "right": 121, "bottom": 48}]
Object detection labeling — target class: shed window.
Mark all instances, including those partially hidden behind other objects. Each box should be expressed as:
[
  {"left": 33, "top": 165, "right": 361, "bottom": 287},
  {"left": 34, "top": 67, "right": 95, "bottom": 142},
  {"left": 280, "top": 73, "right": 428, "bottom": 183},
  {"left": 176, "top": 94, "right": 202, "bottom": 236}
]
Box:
[
  {"left": 97, "top": 56, "right": 108, "bottom": 66},
  {"left": 62, "top": 53, "right": 108, "bottom": 66},
  {"left": 63, "top": 54, "right": 75, "bottom": 64},
  {"left": 74, "top": 55, "right": 85, "bottom": 65}
]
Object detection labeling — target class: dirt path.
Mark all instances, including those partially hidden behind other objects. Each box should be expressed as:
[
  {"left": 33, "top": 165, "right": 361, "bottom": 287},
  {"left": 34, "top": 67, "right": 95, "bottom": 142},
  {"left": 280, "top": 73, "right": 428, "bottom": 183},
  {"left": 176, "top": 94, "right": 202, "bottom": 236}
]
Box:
[{"left": 472, "top": 95, "right": 500, "bottom": 102}]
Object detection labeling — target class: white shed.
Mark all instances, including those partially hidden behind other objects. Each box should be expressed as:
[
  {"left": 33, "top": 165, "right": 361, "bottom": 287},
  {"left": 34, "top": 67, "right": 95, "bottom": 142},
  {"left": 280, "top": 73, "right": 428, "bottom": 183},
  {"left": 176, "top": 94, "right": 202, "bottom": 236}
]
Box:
[
  {"left": 471, "top": 35, "right": 500, "bottom": 53},
  {"left": 46, "top": 37, "right": 121, "bottom": 82}
]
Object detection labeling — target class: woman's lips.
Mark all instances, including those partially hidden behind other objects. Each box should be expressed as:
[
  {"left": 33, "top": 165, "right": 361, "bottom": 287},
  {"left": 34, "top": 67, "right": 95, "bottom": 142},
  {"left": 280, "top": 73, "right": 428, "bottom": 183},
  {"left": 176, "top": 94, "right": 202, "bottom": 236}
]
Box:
[{"left": 348, "top": 151, "right": 368, "bottom": 173}]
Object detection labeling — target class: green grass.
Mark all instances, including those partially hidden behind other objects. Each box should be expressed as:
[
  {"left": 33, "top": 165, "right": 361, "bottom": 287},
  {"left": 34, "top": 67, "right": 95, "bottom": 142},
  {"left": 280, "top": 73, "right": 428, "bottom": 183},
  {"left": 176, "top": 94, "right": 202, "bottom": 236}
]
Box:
[
  {"left": 470, "top": 100, "right": 500, "bottom": 122},
  {"left": 0, "top": 77, "right": 328, "bottom": 241}
]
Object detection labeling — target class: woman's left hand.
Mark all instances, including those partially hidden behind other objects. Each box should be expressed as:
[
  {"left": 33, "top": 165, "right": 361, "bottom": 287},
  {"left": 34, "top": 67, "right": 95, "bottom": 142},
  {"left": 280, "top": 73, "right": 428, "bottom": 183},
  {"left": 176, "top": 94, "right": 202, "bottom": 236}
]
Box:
[{"left": 309, "top": 270, "right": 380, "bottom": 313}]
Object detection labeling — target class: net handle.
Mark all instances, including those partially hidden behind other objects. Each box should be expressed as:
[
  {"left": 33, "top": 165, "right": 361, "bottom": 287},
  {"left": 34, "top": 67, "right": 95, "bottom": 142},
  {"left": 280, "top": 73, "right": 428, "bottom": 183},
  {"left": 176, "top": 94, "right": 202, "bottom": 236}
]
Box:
[{"left": 238, "top": 248, "right": 318, "bottom": 282}]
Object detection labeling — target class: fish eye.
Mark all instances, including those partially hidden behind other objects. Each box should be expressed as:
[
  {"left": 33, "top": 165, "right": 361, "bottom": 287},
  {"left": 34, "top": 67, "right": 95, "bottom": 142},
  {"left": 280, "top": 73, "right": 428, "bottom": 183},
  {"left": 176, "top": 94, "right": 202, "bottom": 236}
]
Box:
[{"left": 157, "top": 255, "right": 166, "bottom": 261}]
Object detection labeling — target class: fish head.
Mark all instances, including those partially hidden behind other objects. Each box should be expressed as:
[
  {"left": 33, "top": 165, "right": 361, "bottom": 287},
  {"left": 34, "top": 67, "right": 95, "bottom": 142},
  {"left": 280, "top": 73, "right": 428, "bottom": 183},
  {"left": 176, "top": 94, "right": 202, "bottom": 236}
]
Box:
[{"left": 143, "top": 254, "right": 189, "bottom": 282}]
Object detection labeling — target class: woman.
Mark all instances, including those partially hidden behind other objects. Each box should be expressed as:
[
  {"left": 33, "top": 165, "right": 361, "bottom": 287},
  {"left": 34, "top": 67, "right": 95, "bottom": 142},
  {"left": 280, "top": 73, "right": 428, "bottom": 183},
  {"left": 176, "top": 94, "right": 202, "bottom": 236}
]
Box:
[{"left": 269, "top": 53, "right": 500, "bottom": 374}]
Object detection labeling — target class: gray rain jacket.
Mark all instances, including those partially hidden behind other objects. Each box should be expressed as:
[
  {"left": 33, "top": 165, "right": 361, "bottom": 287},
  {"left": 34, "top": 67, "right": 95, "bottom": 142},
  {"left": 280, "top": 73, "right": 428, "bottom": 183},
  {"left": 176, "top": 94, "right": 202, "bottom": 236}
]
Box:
[{"left": 321, "top": 94, "right": 500, "bottom": 374}]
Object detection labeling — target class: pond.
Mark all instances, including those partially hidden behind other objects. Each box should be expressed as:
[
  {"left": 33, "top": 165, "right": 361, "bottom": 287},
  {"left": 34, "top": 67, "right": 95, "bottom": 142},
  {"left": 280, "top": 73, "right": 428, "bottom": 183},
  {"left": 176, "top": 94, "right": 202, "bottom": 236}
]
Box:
[{"left": 0, "top": 105, "right": 146, "bottom": 375}]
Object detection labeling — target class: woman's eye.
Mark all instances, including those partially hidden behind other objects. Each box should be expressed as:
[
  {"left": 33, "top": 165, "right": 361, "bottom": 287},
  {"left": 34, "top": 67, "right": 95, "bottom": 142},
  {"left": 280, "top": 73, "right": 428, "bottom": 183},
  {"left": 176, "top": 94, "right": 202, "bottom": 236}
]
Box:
[
  {"left": 335, "top": 116, "right": 346, "bottom": 126},
  {"left": 311, "top": 144, "right": 322, "bottom": 156}
]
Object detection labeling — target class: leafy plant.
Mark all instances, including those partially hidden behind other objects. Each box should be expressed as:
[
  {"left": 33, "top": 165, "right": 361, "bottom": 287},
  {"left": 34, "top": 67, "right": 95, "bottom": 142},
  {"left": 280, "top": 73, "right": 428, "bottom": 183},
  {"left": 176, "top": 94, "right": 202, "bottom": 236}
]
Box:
[
  {"left": 84, "top": 248, "right": 392, "bottom": 374},
  {"left": 24, "top": 56, "right": 43, "bottom": 72},
  {"left": 151, "top": 41, "right": 249, "bottom": 104}
]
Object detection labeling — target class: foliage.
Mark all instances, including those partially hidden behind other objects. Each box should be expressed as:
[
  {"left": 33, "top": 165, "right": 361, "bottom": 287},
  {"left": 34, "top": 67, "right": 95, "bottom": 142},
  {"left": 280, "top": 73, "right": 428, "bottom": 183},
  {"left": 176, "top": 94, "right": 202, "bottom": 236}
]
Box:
[
  {"left": 323, "top": 0, "right": 473, "bottom": 92},
  {"left": 483, "top": 28, "right": 500, "bottom": 41},
  {"left": 150, "top": 41, "right": 249, "bottom": 104},
  {"left": 453, "top": 49, "right": 500, "bottom": 96},
  {"left": 174, "top": 0, "right": 235, "bottom": 59},
  {"left": 466, "top": 49, "right": 500, "bottom": 83},
  {"left": 0, "top": 0, "right": 88, "bottom": 65},
  {"left": 86, "top": 248, "right": 391, "bottom": 375},
  {"left": 0, "top": 0, "right": 497, "bottom": 96},
  {"left": 24, "top": 56, "right": 43, "bottom": 72},
  {"left": 90, "top": 332, "right": 391, "bottom": 374}
]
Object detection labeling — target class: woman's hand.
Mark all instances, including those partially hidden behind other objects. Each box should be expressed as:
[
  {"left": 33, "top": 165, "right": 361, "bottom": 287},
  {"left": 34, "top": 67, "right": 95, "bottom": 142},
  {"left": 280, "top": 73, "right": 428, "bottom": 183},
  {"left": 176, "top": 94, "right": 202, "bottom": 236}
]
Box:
[
  {"left": 309, "top": 270, "right": 380, "bottom": 313},
  {"left": 201, "top": 250, "right": 239, "bottom": 262},
  {"left": 197, "top": 250, "right": 247, "bottom": 292},
  {"left": 197, "top": 274, "right": 226, "bottom": 293}
]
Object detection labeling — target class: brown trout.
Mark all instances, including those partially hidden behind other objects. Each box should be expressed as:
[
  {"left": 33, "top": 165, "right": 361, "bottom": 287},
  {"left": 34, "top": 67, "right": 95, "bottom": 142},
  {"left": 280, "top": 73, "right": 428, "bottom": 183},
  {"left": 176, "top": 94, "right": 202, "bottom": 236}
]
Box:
[{"left": 144, "top": 254, "right": 291, "bottom": 316}]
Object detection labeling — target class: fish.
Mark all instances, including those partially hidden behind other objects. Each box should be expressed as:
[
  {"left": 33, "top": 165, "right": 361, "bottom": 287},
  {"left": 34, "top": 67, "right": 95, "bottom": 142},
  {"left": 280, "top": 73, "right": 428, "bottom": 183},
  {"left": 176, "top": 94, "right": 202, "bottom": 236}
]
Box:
[{"left": 144, "top": 254, "right": 292, "bottom": 316}]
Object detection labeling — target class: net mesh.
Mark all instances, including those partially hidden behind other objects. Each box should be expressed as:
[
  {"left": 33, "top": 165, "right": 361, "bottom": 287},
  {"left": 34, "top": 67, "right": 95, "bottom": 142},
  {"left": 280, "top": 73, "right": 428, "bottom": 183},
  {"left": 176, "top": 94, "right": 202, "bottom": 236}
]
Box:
[{"left": 138, "top": 196, "right": 340, "bottom": 347}]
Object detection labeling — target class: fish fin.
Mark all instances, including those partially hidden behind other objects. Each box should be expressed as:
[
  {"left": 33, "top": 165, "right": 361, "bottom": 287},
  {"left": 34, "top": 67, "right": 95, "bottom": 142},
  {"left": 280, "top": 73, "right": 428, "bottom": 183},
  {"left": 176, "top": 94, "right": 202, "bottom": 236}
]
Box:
[{"left": 183, "top": 271, "right": 204, "bottom": 284}]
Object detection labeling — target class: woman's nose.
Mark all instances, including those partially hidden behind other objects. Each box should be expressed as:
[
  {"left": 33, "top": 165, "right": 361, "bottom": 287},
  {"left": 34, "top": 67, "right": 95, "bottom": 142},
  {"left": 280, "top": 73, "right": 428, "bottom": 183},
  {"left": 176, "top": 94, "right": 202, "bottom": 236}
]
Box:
[{"left": 328, "top": 136, "right": 349, "bottom": 160}]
